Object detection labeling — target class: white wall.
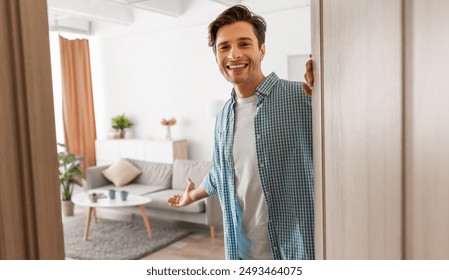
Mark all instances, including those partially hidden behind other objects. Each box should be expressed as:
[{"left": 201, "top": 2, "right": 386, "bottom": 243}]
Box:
[
  {"left": 49, "top": 33, "right": 64, "bottom": 146},
  {"left": 50, "top": 4, "right": 311, "bottom": 161}
]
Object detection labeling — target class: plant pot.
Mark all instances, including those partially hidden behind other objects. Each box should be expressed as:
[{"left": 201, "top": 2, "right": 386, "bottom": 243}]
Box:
[{"left": 61, "top": 200, "right": 74, "bottom": 217}]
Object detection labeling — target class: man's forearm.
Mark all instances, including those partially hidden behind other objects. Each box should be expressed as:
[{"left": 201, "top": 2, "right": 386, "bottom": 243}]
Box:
[{"left": 188, "top": 184, "right": 209, "bottom": 202}]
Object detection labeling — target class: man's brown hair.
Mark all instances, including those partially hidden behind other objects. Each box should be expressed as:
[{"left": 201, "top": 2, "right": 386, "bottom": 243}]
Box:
[{"left": 208, "top": 5, "right": 267, "bottom": 54}]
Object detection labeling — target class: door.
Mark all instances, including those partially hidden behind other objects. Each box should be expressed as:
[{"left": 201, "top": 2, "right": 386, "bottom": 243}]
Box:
[
  {"left": 312, "top": 0, "right": 449, "bottom": 260},
  {"left": 404, "top": 0, "right": 449, "bottom": 259},
  {"left": 312, "top": 0, "right": 403, "bottom": 259}
]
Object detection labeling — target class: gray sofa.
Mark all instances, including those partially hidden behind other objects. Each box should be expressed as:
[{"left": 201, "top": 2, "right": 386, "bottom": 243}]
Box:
[{"left": 85, "top": 158, "right": 222, "bottom": 238}]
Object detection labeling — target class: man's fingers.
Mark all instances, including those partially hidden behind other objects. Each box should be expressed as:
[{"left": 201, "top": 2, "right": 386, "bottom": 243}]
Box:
[
  {"left": 305, "top": 59, "right": 314, "bottom": 87},
  {"left": 169, "top": 178, "right": 196, "bottom": 208},
  {"left": 306, "top": 72, "right": 314, "bottom": 85},
  {"left": 302, "top": 83, "right": 312, "bottom": 97},
  {"left": 302, "top": 57, "right": 314, "bottom": 97},
  {"left": 186, "top": 177, "right": 195, "bottom": 191},
  {"left": 306, "top": 59, "right": 313, "bottom": 71},
  {"left": 167, "top": 194, "right": 182, "bottom": 206}
]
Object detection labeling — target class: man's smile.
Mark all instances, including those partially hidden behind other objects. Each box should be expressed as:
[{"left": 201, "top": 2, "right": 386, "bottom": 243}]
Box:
[{"left": 226, "top": 63, "right": 248, "bottom": 70}]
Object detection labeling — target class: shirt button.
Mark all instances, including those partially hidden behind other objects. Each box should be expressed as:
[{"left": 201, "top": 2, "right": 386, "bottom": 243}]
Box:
[
  {"left": 260, "top": 163, "right": 265, "bottom": 168},
  {"left": 257, "top": 134, "right": 261, "bottom": 139}
]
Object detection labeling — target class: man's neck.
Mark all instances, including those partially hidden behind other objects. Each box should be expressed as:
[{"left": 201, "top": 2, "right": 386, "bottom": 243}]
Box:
[{"left": 234, "top": 74, "right": 266, "bottom": 99}]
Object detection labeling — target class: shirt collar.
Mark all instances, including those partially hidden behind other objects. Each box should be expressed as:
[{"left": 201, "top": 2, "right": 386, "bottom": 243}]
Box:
[
  {"left": 255, "top": 72, "right": 279, "bottom": 97},
  {"left": 230, "top": 72, "right": 279, "bottom": 101}
]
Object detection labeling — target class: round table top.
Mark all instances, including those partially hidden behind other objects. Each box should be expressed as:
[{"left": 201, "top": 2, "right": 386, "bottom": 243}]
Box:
[{"left": 72, "top": 189, "right": 152, "bottom": 208}]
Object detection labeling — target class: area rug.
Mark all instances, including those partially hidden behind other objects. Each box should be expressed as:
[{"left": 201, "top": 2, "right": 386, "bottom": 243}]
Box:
[{"left": 63, "top": 217, "right": 191, "bottom": 260}]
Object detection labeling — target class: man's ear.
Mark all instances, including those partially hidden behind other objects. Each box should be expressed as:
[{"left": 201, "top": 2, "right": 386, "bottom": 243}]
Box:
[{"left": 260, "top": 43, "right": 266, "bottom": 61}]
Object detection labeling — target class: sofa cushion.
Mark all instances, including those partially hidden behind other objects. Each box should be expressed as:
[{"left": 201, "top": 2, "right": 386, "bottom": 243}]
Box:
[
  {"left": 145, "top": 189, "right": 205, "bottom": 213},
  {"left": 172, "top": 159, "right": 212, "bottom": 190},
  {"left": 127, "top": 159, "right": 172, "bottom": 188},
  {"left": 96, "top": 184, "right": 169, "bottom": 196},
  {"left": 101, "top": 158, "right": 142, "bottom": 187}
]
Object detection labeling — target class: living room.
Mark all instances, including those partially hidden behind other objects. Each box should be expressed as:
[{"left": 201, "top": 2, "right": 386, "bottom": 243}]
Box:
[
  {"left": 47, "top": 0, "right": 312, "bottom": 260},
  {"left": 49, "top": 0, "right": 312, "bottom": 160}
]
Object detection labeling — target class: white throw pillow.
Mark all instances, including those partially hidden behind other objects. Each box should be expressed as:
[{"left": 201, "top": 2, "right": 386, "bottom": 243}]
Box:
[{"left": 101, "top": 158, "right": 142, "bottom": 187}]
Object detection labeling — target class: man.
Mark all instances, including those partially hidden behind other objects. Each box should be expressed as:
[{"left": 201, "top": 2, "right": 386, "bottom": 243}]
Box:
[{"left": 168, "top": 5, "right": 314, "bottom": 260}]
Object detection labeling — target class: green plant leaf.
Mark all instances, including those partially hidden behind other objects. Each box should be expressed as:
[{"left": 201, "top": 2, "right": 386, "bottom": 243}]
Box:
[
  {"left": 58, "top": 143, "right": 85, "bottom": 200},
  {"left": 111, "top": 114, "right": 133, "bottom": 130}
]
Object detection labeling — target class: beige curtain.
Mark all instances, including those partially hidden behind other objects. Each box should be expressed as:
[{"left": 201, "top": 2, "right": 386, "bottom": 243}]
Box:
[{"left": 59, "top": 36, "right": 96, "bottom": 172}]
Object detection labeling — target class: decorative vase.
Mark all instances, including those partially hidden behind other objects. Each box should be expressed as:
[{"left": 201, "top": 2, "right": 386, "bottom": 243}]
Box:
[
  {"left": 165, "top": 126, "right": 172, "bottom": 140},
  {"left": 119, "top": 129, "right": 126, "bottom": 139},
  {"left": 61, "top": 200, "right": 74, "bottom": 216}
]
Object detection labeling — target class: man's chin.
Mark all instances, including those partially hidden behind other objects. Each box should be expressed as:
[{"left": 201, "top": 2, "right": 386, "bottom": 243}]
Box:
[{"left": 224, "top": 75, "right": 246, "bottom": 85}]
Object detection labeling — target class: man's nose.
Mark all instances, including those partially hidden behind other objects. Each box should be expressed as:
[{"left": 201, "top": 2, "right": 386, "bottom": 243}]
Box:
[{"left": 228, "top": 47, "right": 241, "bottom": 60}]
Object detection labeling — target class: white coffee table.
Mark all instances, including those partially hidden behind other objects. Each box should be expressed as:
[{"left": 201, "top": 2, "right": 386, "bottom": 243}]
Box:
[{"left": 72, "top": 190, "right": 153, "bottom": 241}]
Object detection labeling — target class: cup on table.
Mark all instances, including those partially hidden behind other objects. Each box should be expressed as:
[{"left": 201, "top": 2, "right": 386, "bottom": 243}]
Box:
[
  {"left": 120, "top": 191, "right": 129, "bottom": 201},
  {"left": 108, "top": 189, "right": 116, "bottom": 199}
]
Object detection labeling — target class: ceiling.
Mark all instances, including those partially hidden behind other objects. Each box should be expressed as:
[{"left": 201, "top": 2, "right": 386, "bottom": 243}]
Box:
[{"left": 47, "top": 0, "right": 310, "bottom": 35}]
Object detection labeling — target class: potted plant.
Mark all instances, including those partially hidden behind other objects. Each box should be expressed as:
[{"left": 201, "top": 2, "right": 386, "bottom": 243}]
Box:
[
  {"left": 58, "top": 143, "right": 84, "bottom": 216},
  {"left": 112, "top": 114, "right": 133, "bottom": 138}
]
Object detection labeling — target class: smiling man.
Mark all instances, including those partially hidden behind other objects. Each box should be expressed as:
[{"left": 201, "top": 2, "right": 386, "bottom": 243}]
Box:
[
  {"left": 214, "top": 20, "right": 265, "bottom": 98},
  {"left": 168, "top": 5, "right": 314, "bottom": 260}
]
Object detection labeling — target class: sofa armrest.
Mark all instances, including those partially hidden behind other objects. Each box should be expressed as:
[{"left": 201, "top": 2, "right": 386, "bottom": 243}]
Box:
[
  {"left": 85, "top": 165, "right": 111, "bottom": 190},
  {"left": 204, "top": 196, "right": 223, "bottom": 226}
]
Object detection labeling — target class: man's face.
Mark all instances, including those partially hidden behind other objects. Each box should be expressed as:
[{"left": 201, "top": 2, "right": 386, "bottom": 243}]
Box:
[{"left": 215, "top": 21, "right": 265, "bottom": 87}]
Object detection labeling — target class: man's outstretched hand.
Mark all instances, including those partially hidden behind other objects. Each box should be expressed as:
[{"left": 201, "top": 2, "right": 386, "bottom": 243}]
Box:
[
  {"left": 302, "top": 55, "right": 314, "bottom": 96},
  {"left": 168, "top": 178, "right": 195, "bottom": 208}
]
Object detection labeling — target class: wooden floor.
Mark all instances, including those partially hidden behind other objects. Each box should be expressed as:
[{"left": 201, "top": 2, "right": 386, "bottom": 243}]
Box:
[
  {"left": 69, "top": 205, "right": 225, "bottom": 260},
  {"left": 140, "top": 217, "right": 225, "bottom": 260},
  {"left": 141, "top": 229, "right": 225, "bottom": 260}
]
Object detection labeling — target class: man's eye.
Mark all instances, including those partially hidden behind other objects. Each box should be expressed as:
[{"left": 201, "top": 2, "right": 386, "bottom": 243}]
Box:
[
  {"left": 219, "top": 46, "right": 229, "bottom": 51},
  {"left": 240, "top": 42, "right": 250, "bottom": 47}
]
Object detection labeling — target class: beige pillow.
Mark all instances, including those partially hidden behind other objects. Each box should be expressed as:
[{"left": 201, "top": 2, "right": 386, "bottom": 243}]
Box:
[{"left": 101, "top": 158, "right": 142, "bottom": 187}]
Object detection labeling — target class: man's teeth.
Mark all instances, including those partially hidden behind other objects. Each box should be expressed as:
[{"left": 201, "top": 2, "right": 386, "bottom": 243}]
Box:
[{"left": 228, "top": 64, "right": 246, "bottom": 69}]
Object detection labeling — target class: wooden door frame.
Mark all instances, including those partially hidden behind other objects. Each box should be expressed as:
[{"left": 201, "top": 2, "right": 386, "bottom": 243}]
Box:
[{"left": 310, "top": 0, "right": 325, "bottom": 260}]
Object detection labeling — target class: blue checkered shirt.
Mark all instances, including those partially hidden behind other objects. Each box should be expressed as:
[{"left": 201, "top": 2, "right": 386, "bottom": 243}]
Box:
[{"left": 202, "top": 72, "right": 314, "bottom": 260}]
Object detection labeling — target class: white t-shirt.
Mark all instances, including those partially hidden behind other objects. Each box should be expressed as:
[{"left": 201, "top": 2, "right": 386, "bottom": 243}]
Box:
[{"left": 233, "top": 95, "right": 273, "bottom": 260}]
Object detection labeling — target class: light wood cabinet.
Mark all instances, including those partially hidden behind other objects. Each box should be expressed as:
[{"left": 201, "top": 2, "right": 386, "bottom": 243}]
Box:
[{"left": 95, "top": 139, "right": 188, "bottom": 165}]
